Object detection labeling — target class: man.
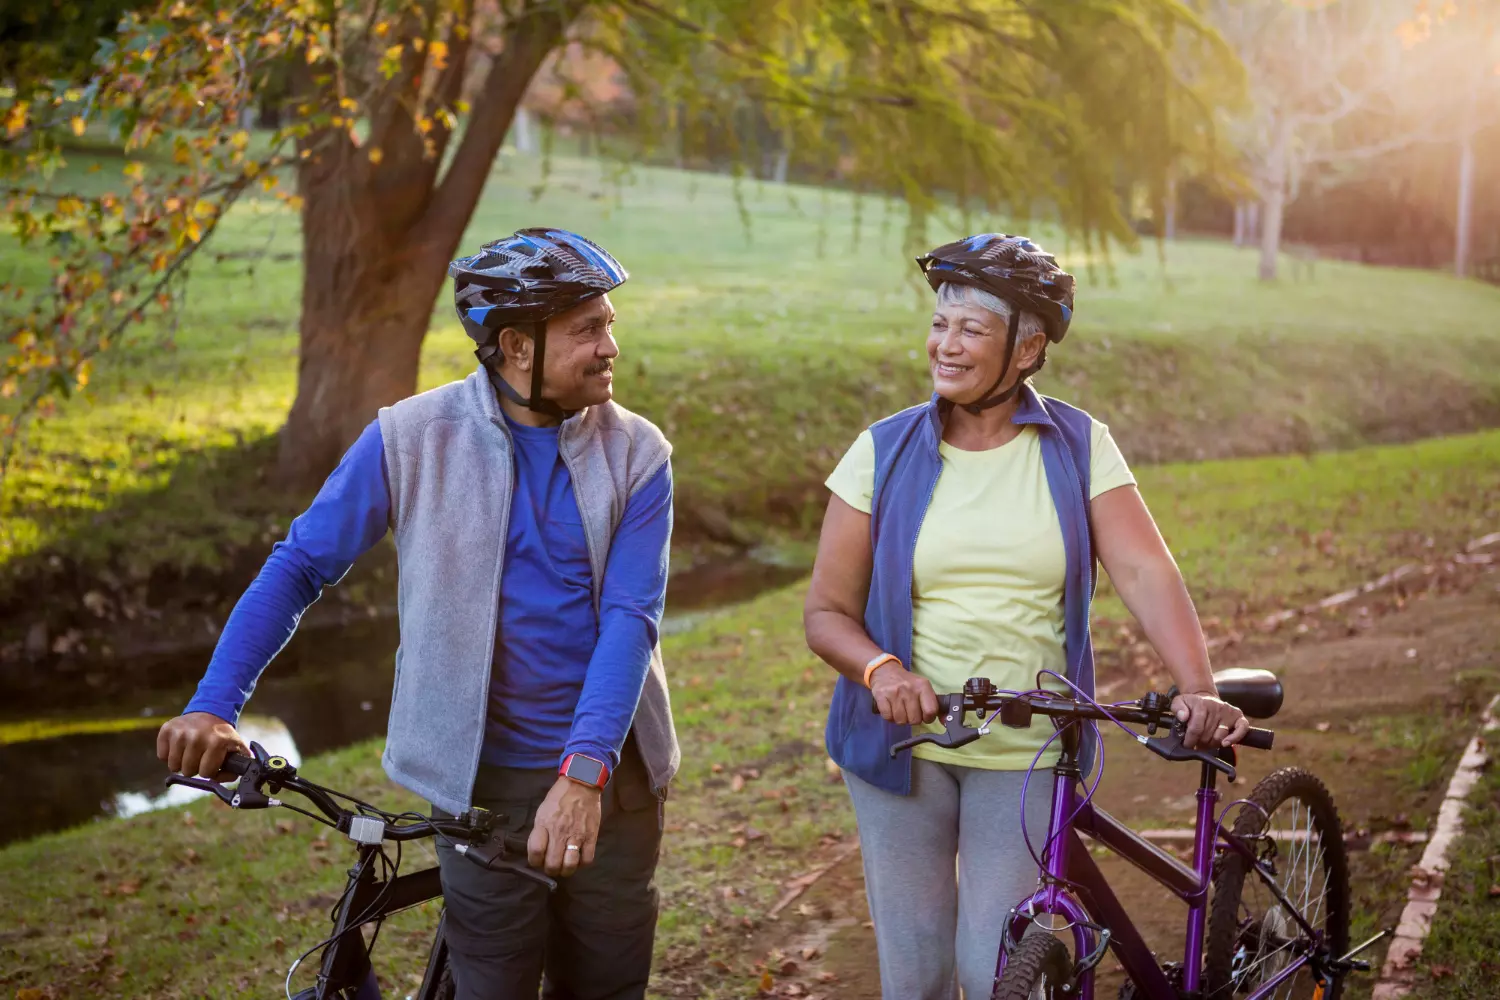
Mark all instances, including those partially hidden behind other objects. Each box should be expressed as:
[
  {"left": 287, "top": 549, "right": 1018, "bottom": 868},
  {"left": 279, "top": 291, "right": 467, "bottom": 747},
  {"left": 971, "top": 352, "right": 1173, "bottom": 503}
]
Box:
[{"left": 156, "top": 228, "right": 678, "bottom": 999}]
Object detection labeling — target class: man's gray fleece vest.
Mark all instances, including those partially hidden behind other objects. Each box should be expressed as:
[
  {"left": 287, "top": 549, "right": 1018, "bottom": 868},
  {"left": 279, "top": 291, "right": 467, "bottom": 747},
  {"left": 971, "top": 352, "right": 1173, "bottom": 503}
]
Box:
[{"left": 375, "top": 368, "right": 679, "bottom": 815}]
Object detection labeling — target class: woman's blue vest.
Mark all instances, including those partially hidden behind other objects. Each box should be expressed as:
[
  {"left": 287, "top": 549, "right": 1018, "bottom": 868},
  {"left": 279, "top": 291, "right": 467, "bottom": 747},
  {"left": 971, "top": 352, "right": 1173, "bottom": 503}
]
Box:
[{"left": 824, "top": 386, "right": 1099, "bottom": 793}]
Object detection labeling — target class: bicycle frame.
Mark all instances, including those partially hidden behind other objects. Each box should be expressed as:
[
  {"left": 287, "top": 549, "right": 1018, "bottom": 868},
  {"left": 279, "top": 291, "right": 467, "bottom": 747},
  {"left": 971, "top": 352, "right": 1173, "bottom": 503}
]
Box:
[
  {"left": 994, "top": 740, "right": 1324, "bottom": 1000},
  {"left": 304, "top": 844, "right": 450, "bottom": 1000}
]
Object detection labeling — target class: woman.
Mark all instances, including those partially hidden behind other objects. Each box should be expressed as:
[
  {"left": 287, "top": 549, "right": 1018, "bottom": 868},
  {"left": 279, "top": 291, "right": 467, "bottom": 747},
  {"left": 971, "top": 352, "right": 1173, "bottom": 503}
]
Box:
[{"left": 803, "top": 234, "right": 1248, "bottom": 1000}]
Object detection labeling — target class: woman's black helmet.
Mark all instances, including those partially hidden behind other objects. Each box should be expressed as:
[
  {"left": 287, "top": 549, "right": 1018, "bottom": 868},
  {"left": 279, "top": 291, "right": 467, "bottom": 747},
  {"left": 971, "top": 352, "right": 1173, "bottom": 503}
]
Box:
[
  {"left": 450, "top": 228, "right": 628, "bottom": 418},
  {"left": 916, "top": 234, "right": 1075, "bottom": 413}
]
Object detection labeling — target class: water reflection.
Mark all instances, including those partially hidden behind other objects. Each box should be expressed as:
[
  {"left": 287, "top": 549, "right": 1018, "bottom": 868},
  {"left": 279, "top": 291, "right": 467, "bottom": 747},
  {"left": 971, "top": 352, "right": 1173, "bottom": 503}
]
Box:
[{"left": 111, "top": 716, "right": 302, "bottom": 819}]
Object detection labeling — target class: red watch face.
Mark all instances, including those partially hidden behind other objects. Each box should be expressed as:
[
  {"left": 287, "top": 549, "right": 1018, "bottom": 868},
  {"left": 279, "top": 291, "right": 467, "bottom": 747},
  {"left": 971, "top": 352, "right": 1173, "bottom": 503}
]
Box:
[{"left": 565, "top": 755, "right": 606, "bottom": 787}]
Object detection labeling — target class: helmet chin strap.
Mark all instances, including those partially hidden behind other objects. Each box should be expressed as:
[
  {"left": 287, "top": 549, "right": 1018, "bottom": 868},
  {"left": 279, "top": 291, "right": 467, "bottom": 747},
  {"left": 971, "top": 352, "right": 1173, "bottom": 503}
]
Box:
[
  {"left": 476, "top": 323, "right": 576, "bottom": 422},
  {"left": 960, "top": 308, "right": 1032, "bottom": 415}
]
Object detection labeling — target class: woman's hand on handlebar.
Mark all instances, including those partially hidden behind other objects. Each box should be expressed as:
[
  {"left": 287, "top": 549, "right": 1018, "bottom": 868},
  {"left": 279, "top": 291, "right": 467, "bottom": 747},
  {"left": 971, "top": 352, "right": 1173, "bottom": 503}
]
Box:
[
  {"left": 870, "top": 664, "right": 940, "bottom": 726},
  {"left": 156, "top": 711, "right": 250, "bottom": 781},
  {"left": 1171, "top": 692, "right": 1249, "bottom": 750}
]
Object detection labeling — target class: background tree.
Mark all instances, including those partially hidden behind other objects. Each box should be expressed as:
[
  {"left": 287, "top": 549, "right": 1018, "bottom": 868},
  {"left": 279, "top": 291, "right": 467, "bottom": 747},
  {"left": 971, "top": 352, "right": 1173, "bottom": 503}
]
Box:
[
  {"left": 1210, "top": 0, "right": 1434, "bottom": 280},
  {"left": 4, "top": 0, "right": 1235, "bottom": 491}
]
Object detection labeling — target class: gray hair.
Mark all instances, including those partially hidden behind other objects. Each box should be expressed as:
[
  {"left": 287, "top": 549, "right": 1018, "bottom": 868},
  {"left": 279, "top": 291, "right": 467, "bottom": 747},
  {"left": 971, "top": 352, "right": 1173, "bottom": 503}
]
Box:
[{"left": 936, "top": 282, "right": 1045, "bottom": 347}]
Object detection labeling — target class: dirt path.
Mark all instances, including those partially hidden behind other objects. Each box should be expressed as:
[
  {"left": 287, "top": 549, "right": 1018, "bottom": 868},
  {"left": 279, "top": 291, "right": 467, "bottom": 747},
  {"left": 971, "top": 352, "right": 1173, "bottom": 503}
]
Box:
[{"left": 744, "top": 577, "right": 1500, "bottom": 1000}]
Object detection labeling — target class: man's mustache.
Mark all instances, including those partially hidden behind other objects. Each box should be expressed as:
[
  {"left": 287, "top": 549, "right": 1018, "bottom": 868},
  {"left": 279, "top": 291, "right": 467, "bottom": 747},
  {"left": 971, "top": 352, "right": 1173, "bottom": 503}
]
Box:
[{"left": 585, "top": 360, "right": 613, "bottom": 375}]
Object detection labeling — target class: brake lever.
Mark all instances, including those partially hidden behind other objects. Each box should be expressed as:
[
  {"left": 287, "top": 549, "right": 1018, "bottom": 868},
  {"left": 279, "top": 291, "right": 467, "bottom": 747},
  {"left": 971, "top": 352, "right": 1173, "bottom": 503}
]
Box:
[
  {"left": 1142, "top": 724, "right": 1237, "bottom": 781},
  {"left": 455, "top": 836, "right": 558, "bottom": 892},
  {"left": 888, "top": 693, "right": 981, "bottom": 758}
]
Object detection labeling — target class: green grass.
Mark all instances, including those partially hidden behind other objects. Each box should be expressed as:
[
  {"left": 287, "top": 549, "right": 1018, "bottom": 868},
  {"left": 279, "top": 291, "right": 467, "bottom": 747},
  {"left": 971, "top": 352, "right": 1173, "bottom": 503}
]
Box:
[
  {"left": 3, "top": 428, "right": 1498, "bottom": 997},
  {"left": 4, "top": 146, "right": 1500, "bottom": 600},
  {"left": 1406, "top": 751, "right": 1500, "bottom": 998}
]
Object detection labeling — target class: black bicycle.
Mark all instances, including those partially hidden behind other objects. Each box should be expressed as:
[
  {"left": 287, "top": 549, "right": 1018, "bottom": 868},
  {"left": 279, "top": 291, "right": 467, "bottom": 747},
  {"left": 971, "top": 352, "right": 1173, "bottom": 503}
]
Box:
[{"left": 165, "top": 742, "right": 555, "bottom": 999}]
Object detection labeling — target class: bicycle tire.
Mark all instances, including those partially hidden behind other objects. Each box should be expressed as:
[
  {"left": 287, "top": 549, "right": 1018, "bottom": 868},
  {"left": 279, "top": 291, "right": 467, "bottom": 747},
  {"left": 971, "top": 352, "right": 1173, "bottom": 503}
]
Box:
[
  {"left": 1203, "top": 766, "right": 1350, "bottom": 1000},
  {"left": 991, "top": 925, "right": 1074, "bottom": 1000}
]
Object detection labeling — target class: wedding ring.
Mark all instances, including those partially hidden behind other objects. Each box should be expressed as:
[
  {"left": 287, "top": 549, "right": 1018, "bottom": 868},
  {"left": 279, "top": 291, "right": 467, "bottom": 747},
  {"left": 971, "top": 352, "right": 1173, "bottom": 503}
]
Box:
[{"left": 565, "top": 844, "right": 580, "bottom": 852}]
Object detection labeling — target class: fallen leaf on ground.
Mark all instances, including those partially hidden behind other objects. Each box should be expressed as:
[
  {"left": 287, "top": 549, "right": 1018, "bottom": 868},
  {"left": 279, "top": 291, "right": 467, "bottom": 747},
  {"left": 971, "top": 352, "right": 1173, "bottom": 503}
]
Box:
[
  {"left": 116, "top": 879, "right": 141, "bottom": 896},
  {"left": 732, "top": 774, "right": 746, "bottom": 792},
  {"left": 1315, "top": 721, "right": 1332, "bottom": 732},
  {"left": 1430, "top": 964, "right": 1454, "bottom": 979},
  {"left": 800, "top": 946, "right": 822, "bottom": 960},
  {"left": 779, "top": 959, "right": 800, "bottom": 975},
  {"left": 712, "top": 763, "right": 724, "bottom": 774},
  {"left": 759, "top": 970, "right": 774, "bottom": 993}
]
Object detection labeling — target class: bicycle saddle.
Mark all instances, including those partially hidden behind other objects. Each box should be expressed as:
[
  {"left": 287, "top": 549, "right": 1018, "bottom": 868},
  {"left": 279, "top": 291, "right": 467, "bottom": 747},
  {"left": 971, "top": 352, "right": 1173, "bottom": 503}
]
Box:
[{"left": 1211, "top": 668, "right": 1284, "bottom": 720}]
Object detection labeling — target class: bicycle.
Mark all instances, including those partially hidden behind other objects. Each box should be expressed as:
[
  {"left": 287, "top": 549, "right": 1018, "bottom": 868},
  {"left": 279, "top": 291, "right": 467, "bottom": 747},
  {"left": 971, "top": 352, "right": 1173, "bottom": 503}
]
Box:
[
  {"left": 165, "top": 742, "right": 556, "bottom": 1000},
  {"left": 884, "top": 668, "right": 1390, "bottom": 1000}
]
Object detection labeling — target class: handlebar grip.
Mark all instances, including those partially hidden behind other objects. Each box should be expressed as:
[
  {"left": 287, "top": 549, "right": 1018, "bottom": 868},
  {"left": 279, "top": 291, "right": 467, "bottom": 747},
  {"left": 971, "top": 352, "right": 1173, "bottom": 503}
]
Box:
[
  {"left": 1240, "top": 727, "right": 1275, "bottom": 751},
  {"left": 221, "top": 752, "right": 253, "bottom": 776}
]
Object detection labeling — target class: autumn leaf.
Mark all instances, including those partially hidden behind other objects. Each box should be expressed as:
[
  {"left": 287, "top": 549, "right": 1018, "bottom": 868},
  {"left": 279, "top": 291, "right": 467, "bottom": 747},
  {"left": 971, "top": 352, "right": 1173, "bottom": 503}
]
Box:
[
  {"left": 368, "top": 147, "right": 384, "bottom": 165},
  {"left": 429, "top": 40, "right": 449, "bottom": 71},
  {"left": 731, "top": 773, "right": 746, "bottom": 792},
  {"left": 71, "top": 116, "right": 87, "bottom": 136},
  {"left": 759, "top": 970, "right": 774, "bottom": 993}
]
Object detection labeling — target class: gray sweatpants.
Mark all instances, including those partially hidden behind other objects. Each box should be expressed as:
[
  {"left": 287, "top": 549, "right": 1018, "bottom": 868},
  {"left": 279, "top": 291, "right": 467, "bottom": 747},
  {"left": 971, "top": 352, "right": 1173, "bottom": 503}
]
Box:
[{"left": 845, "top": 758, "right": 1054, "bottom": 1000}]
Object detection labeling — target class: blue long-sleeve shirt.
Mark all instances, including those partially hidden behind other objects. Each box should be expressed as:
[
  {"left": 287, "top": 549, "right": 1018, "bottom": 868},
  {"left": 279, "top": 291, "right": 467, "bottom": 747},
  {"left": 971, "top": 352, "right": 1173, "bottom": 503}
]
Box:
[{"left": 185, "top": 416, "right": 673, "bottom": 772}]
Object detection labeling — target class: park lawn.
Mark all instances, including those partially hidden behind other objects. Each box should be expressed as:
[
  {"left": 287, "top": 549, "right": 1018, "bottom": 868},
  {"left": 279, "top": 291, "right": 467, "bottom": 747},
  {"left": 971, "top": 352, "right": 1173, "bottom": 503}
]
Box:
[
  {"left": 4, "top": 148, "right": 1500, "bottom": 604},
  {"left": 1406, "top": 756, "right": 1500, "bottom": 999},
  {"left": 3, "top": 428, "right": 1499, "bottom": 997}
]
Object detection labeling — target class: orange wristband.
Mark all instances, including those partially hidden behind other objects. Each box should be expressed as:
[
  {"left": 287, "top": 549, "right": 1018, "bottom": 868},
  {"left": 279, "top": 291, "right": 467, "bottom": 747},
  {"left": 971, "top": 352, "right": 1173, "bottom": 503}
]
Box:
[{"left": 863, "top": 652, "right": 901, "bottom": 688}]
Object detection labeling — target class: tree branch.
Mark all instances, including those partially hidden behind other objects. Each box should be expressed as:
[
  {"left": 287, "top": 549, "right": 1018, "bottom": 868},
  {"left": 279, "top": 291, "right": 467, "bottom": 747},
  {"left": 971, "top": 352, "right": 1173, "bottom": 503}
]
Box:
[{"left": 414, "top": 0, "right": 585, "bottom": 259}]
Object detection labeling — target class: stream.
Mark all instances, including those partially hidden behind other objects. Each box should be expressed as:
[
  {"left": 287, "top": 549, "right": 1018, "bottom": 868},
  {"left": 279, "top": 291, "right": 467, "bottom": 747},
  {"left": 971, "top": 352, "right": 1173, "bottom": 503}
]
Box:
[{"left": 0, "top": 553, "right": 807, "bottom": 847}]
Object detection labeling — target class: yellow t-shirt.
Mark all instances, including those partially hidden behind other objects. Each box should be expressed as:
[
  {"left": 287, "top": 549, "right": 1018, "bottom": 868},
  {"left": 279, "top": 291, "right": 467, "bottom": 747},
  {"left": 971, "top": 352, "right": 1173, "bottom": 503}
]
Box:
[{"left": 825, "top": 419, "right": 1135, "bottom": 769}]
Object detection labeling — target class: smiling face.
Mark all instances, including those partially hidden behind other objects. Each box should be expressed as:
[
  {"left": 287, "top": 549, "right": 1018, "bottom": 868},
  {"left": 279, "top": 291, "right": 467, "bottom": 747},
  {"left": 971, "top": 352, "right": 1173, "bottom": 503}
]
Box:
[
  {"left": 926, "top": 286, "right": 1046, "bottom": 406},
  {"left": 499, "top": 293, "right": 619, "bottom": 413}
]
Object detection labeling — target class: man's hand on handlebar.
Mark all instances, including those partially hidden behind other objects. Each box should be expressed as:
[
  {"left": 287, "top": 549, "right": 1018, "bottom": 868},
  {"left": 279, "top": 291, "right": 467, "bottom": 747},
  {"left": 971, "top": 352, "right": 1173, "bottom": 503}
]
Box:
[
  {"left": 1171, "top": 692, "right": 1249, "bottom": 750},
  {"left": 156, "top": 711, "right": 250, "bottom": 781},
  {"left": 870, "top": 663, "right": 940, "bottom": 726}
]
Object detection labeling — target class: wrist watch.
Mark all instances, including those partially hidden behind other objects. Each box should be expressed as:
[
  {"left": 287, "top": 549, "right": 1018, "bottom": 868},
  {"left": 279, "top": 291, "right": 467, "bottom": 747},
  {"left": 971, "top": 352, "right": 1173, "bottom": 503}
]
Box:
[{"left": 559, "top": 752, "right": 610, "bottom": 790}]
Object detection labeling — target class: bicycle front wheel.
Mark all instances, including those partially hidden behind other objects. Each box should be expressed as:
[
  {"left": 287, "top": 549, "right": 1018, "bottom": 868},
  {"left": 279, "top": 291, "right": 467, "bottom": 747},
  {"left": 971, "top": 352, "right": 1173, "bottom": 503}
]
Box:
[
  {"left": 1203, "top": 766, "right": 1350, "bottom": 1000},
  {"left": 992, "top": 925, "right": 1073, "bottom": 1000}
]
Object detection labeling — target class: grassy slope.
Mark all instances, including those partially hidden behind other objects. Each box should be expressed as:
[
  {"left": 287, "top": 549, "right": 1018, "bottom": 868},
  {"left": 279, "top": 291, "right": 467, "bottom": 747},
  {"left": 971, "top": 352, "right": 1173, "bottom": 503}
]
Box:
[
  {"left": 1409, "top": 759, "right": 1500, "bottom": 998},
  {"left": 4, "top": 149, "right": 1500, "bottom": 599},
  {"left": 3, "top": 429, "right": 1498, "bottom": 998}
]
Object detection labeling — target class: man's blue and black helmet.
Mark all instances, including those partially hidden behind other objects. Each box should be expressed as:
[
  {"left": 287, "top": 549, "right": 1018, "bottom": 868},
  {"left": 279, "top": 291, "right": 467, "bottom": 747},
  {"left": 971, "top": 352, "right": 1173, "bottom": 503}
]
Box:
[
  {"left": 916, "top": 233, "right": 1075, "bottom": 343},
  {"left": 449, "top": 228, "right": 627, "bottom": 417}
]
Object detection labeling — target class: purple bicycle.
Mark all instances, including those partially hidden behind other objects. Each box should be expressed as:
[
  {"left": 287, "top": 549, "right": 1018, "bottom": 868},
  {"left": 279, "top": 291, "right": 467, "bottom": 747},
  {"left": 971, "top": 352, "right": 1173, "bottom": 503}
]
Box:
[{"left": 887, "top": 669, "right": 1388, "bottom": 1000}]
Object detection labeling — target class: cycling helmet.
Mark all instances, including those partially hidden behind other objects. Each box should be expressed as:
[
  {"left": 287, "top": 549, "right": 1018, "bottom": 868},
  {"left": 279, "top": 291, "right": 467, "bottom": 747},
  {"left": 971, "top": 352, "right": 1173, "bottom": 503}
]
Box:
[
  {"left": 916, "top": 234, "right": 1075, "bottom": 413},
  {"left": 449, "top": 228, "right": 628, "bottom": 419}
]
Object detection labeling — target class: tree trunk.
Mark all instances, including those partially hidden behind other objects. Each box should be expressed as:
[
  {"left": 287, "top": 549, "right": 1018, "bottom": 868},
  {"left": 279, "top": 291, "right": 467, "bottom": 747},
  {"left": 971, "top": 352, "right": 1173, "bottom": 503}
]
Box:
[
  {"left": 1455, "top": 129, "right": 1475, "bottom": 279},
  {"left": 273, "top": 0, "right": 581, "bottom": 490},
  {"left": 1164, "top": 170, "right": 1178, "bottom": 242},
  {"left": 1258, "top": 124, "right": 1290, "bottom": 281},
  {"left": 1233, "top": 201, "right": 1246, "bottom": 246}
]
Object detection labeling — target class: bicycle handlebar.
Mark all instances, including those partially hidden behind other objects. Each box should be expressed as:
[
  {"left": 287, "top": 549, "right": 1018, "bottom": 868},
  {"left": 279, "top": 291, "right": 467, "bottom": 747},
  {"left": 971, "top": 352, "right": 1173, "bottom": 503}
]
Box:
[
  {"left": 164, "top": 743, "right": 553, "bottom": 890},
  {"left": 872, "top": 680, "right": 1274, "bottom": 776}
]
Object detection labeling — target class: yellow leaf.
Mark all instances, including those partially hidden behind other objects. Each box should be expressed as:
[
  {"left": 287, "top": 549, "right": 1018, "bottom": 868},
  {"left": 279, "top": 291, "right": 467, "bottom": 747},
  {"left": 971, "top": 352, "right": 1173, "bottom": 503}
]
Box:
[
  {"left": 374, "top": 20, "right": 390, "bottom": 37},
  {"left": 76, "top": 360, "right": 92, "bottom": 389},
  {"left": 123, "top": 161, "right": 145, "bottom": 181},
  {"left": 339, "top": 97, "right": 358, "bottom": 113},
  {"left": 260, "top": 174, "right": 278, "bottom": 192},
  {"left": 244, "top": 160, "right": 260, "bottom": 178},
  {"left": 185, "top": 217, "right": 203, "bottom": 243},
  {"left": 230, "top": 130, "right": 249, "bottom": 151},
  {"left": 285, "top": 195, "right": 305, "bottom": 212},
  {"left": 71, "top": 115, "right": 87, "bottom": 136},
  {"left": 56, "top": 196, "right": 84, "bottom": 217},
  {"left": 368, "top": 147, "right": 384, "bottom": 165},
  {"left": 429, "top": 40, "right": 449, "bottom": 71},
  {"left": 4, "top": 100, "right": 29, "bottom": 138},
  {"left": 759, "top": 970, "right": 774, "bottom": 993}
]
